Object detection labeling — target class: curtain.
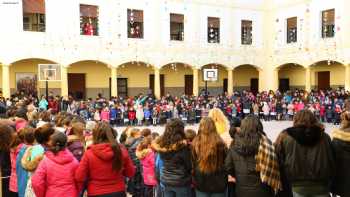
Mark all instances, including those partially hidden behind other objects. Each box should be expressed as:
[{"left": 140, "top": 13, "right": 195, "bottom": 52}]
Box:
[
  {"left": 80, "top": 4, "right": 98, "bottom": 18},
  {"left": 23, "top": 0, "right": 45, "bottom": 14}
]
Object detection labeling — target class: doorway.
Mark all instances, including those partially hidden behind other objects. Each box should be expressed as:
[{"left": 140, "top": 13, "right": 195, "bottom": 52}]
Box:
[
  {"left": 250, "top": 78, "right": 259, "bottom": 94},
  {"left": 184, "top": 75, "right": 193, "bottom": 95},
  {"left": 68, "top": 73, "right": 86, "bottom": 100},
  {"left": 317, "top": 71, "right": 330, "bottom": 90},
  {"left": 109, "top": 78, "right": 128, "bottom": 98},
  {"left": 279, "top": 78, "right": 290, "bottom": 92},
  {"left": 149, "top": 74, "right": 165, "bottom": 96},
  {"left": 223, "top": 78, "right": 228, "bottom": 93}
]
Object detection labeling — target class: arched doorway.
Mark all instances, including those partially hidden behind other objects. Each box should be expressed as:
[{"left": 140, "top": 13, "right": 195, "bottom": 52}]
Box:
[
  {"left": 10, "top": 58, "right": 59, "bottom": 96},
  {"left": 117, "top": 61, "right": 155, "bottom": 97},
  {"left": 160, "top": 63, "right": 193, "bottom": 96},
  {"left": 233, "top": 64, "right": 259, "bottom": 93},
  {"left": 278, "top": 63, "right": 305, "bottom": 92},
  {"left": 199, "top": 64, "right": 228, "bottom": 96},
  {"left": 68, "top": 60, "right": 110, "bottom": 99},
  {"left": 309, "top": 60, "right": 345, "bottom": 90}
]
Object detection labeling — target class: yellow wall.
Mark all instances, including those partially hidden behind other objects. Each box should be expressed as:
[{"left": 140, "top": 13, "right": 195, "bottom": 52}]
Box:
[
  {"left": 278, "top": 65, "right": 305, "bottom": 86},
  {"left": 160, "top": 64, "right": 193, "bottom": 87},
  {"left": 199, "top": 65, "right": 228, "bottom": 87},
  {"left": 68, "top": 61, "right": 110, "bottom": 88},
  {"left": 117, "top": 63, "right": 154, "bottom": 87},
  {"left": 233, "top": 66, "right": 259, "bottom": 86},
  {"left": 10, "top": 59, "right": 61, "bottom": 89},
  {"left": 310, "top": 62, "right": 345, "bottom": 86}
]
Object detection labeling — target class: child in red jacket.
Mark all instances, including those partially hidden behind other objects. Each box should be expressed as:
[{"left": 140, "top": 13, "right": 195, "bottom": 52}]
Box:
[
  {"left": 128, "top": 107, "right": 136, "bottom": 126},
  {"left": 75, "top": 122, "right": 135, "bottom": 196}
]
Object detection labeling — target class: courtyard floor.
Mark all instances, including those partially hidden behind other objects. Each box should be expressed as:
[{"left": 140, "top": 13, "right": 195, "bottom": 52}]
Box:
[{"left": 115, "top": 120, "right": 339, "bottom": 142}]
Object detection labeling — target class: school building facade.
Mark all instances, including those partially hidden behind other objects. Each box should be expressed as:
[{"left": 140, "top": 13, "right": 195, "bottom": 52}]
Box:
[{"left": 1, "top": 0, "right": 350, "bottom": 99}]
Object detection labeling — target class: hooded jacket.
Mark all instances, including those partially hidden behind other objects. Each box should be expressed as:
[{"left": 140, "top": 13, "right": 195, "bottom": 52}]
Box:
[
  {"left": 9, "top": 143, "right": 23, "bottom": 192},
  {"left": 275, "top": 125, "right": 335, "bottom": 195},
  {"left": 225, "top": 134, "right": 274, "bottom": 197},
  {"left": 136, "top": 148, "right": 157, "bottom": 186},
  {"left": 75, "top": 143, "right": 135, "bottom": 196},
  {"left": 331, "top": 129, "right": 350, "bottom": 197},
  {"left": 152, "top": 140, "right": 192, "bottom": 187},
  {"left": 31, "top": 149, "right": 79, "bottom": 197}
]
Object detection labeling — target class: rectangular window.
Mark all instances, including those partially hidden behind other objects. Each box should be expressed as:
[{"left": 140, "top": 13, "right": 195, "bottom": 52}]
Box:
[
  {"left": 23, "top": 0, "right": 45, "bottom": 32},
  {"left": 170, "top": 13, "right": 184, "bottom": 41},
  {"left": 322, "top": 9, "right": 335, "bottom": 38},
  {"left": 127, "top": 9, "right": 144, "bottom": 39},
  {"left": 287, "top": 17, "right": 297, "bottom": 43},
  {"left": 241, "top": 20, "right": 252, "bottom": 45},
  {"left": 208, "top": 17, "right": 220, "bottom": 43},
  {"left": 80, "top": 4, "right": 99, "bottom": 36}
]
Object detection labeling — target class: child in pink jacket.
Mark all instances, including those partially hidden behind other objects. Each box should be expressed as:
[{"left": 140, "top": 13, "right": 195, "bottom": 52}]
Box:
[
  {"left": 9, "top": 132, "right": 24, "bottom": 194},
  {"left": 100, "top": 106, "right": 110, "bottom": 122},
  {"left": 136, "top": 136, "right": 157, "bottom": 196},
  {"left": 32, "top": 131, "right": 79, "bottom": 197}
]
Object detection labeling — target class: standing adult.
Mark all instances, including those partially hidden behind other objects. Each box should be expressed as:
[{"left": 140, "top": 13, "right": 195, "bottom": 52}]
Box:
[
  {"left": 275, "top": 110, "right": 335, "bottom": 197},
  {"left": 192, "top": 117, "right": 228, "bottom": 197},
  {"left": 225, "top": 115, "right": 278, "bottom": 197},
  {"left": 331, "top": 112, "right": 350, "bottom": 197}
]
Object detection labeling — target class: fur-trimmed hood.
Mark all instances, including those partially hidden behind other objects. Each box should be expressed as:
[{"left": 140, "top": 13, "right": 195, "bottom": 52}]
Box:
[
  {"left": 286, "top": 125, "right": 324, "bottom": 146},
  {"left": 136, "top": 148, "right": 152, "bottom": 159},
  {"left": 151, "top": 139, "right": 188, "bottom": 153},
  {"left": 332, "top": 129, "right": 350, "bottom": 142}
]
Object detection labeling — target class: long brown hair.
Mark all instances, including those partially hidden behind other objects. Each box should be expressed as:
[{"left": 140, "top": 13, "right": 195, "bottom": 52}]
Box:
[
  {"left": 93, "top": 122, "right": 122, "bottom": 171},
  {"left": 0, "top": 124, "right": 14, "bottom": 151},
  {"left": 293, "top": 109, "right": 322, "bottom": 128},
  {"left": 158, "top": 119, "right": 185, "bottom": 149},
  {"left": 192, "top": 117, "right": 227, "bottom": 173},
  {"left": 70, "top": 122, "right": 85, "bottom": 143}
]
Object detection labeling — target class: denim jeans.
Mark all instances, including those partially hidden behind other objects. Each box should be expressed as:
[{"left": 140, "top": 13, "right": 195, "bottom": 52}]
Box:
[
  {"left": 292, "top": 191, "right": 329, "bottom": 197},
  {"left": 195, "top": 190, "right": 226, "bottom": 197},
  {"left": 163, "top": 186, "right": 192, "bottom": 197}
]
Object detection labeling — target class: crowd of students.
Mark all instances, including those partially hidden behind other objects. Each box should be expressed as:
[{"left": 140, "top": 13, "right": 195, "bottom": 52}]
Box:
[
  {"left": 4, "top": 88, "right": 350, "bottom": 128},
  {"left": 0, "top": 95, "right": 350, "bottom": 197}
]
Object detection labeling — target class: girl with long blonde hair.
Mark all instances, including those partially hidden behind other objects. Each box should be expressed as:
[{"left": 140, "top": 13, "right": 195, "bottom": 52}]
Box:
[
  {"left": 208, "top": 108, "right": 231, "bottom": 146},
  {"left": 192, "top": 117, "right": 228, "bottom": 196}
]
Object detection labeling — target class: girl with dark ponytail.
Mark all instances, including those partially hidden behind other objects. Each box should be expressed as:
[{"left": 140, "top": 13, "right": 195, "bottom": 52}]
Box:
[
  {"left": 75, "top": 122, "right": 136, "bottom": 197},
  {"left": 31, "top": 131, "right": 79, "bottom": 197}
]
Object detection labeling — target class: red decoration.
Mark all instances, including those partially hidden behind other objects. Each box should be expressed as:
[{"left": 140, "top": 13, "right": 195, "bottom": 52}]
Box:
[{"left": 83, "top": 22, "right": 94, "bottom": 36}]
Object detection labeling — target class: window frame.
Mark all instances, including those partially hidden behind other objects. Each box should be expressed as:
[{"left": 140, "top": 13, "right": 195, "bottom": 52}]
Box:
[
  {"left": 79, "top": 4, "right": 100, "bottom": 36},
  {"left": 241, "top": 20, "right": 253, "bottom": 45},
  {"left": 170, "top": 13, "right": 184, "bottom": 41},
  {"left": 127, "top": 9, "right": 144, "bottom": 39},
  {"left": 321, "top": 8, "right": 335, "bottom": 38},
  {"left": 207, "top": 17, "right": 220, "bottom": 44},
  {"left": 286, "top": 17, "right": 297, "bottom": 44}
]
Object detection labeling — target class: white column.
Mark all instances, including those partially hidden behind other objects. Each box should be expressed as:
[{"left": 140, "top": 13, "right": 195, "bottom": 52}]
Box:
[
  {"left": 111, "top": 67, "right": 118, "bottom": 97},
  {"left": 2, "top": 64, "right": 10, "bottom": 98},
  {"left": 154, "top": 68, "right": 161, "bottom": 99},
  {"left": 345, "top": 64, "right": 350, "bottom": 91},
  {"left": 60, "top": 66, "right": 68, "bottom": 97},
  {"left": 274, "top": 68, "right": 279, "bottom": 91},
  {"left": 193, "top": 68, "right": 199, "bottom": 96},
  {"left": 305, "top": 67, "right": 311, "bottom": 92},
  {"left": 227, "top": 68, "right": 233, "bottom": 95}
]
